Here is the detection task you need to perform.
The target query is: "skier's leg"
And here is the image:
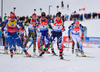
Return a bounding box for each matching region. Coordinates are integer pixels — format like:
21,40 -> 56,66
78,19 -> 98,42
32,33 -> 37,53
76,36 -> 82,50
77,36 -> 86,56
72,35 -> 77,50
24,31 -> 31,47
57,34 -> 63,59
8,36 -> 13,57
72,35 -> 78,54
45,33 -> 50,53
40,33 -> 45,50
4,37 -> 9,53
72,41 -> 75,53
39,33 -> 55,56
11,33 -> 31,57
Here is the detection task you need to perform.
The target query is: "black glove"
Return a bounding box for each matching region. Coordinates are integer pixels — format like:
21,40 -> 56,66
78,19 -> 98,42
35,34 -> 37,37
81,37 -> 84,41
22,27 -> 24,30
64,28 -> 65,31
2,33 -> 4,37
17,32 -> 19,35
68,36 -> 71,40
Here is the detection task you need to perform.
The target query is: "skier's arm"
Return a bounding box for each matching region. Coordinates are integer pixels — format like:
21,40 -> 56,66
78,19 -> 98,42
68,26 -> 73,36
17,21 -> 24,27
0,21 -> 5,27
80,26 -> 84,37
62,21 -> 65,31
48,19 -> 52,29
17,27 -> 20,35
1,20 -> 8,31
35,20 -> 39,26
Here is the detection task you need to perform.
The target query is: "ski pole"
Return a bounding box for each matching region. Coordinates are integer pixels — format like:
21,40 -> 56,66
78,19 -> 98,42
67,39 -> 70,51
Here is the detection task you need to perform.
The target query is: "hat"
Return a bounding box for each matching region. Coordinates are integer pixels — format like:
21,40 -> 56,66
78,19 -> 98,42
56,12 -> 61,17
32,13 -> 36,17
10,13 -> 15,18
75,21 -> 79,24
41,12 -> 46,17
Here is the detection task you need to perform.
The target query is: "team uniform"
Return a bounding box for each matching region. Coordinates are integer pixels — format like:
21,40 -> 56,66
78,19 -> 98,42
68,22 -> 80,53
38,18 -> 51,52
1,13 -> 31,57
68,21 -> 86,56
39,12 -> 64,59
19,27 -> 26,45
24,14 -> 38,56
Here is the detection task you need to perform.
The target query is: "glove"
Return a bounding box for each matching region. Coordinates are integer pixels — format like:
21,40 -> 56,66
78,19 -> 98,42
81,37 -> 84,41
35,34 -> 37,37
68,36 -> 71,40
17,32 -> 19,35
2,33 -> 4,37
64,28 -> 65,31
21,27 -> 24,30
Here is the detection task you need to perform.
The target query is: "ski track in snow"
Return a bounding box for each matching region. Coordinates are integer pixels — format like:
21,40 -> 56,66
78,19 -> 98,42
0,45 -> 100,72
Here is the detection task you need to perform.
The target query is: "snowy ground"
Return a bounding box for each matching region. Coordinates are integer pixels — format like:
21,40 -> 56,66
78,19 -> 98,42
0,43 -> 100,72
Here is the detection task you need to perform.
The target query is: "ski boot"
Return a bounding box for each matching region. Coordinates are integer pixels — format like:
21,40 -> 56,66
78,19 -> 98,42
51,49 -> 57,56
75,49 -> 78,56
24,51 -> 31,57
4,47 -> 8,54
38,47 -> 42,53
59,55 -> 64,60
81,50 -> 86,57
14,49 -> 19,54
46,49 -> 50,54
33,49 -> 37,56
78,48 -> 81,53
33,52 -> 37,56
10,50 -> 13,58
59,51 -> 64,59
72,49 -> 74,54
39,49 -> 46,57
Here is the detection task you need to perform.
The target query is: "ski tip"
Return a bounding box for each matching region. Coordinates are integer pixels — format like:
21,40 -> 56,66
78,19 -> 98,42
61,59 -> 70,61
11,55 -> 13,58
28,55 -> 32,57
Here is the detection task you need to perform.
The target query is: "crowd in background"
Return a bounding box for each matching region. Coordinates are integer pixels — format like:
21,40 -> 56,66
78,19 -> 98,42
2,12 -> 100,25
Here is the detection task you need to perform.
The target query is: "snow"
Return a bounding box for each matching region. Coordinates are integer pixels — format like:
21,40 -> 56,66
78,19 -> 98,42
0,45 -> 100,72
0,0 -> 100,72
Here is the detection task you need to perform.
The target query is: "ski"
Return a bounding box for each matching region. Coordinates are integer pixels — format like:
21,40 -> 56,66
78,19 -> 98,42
0,52 -> 23,55
60,59 -> 70,61
76,54 -> 94,58
12,52 -> 24,55
63,54 -> 71,56
0,52 -> 9,55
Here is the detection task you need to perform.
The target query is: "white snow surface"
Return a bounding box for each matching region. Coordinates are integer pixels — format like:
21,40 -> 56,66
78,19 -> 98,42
0,44 -> 100,72
0,0 -> 100,72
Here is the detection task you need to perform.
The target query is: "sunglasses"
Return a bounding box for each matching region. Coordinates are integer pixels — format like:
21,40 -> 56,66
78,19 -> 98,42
10,17 -> 15,19
56,17 -> 61,19
32,17 -> 36,18
41,16 -> 46,18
